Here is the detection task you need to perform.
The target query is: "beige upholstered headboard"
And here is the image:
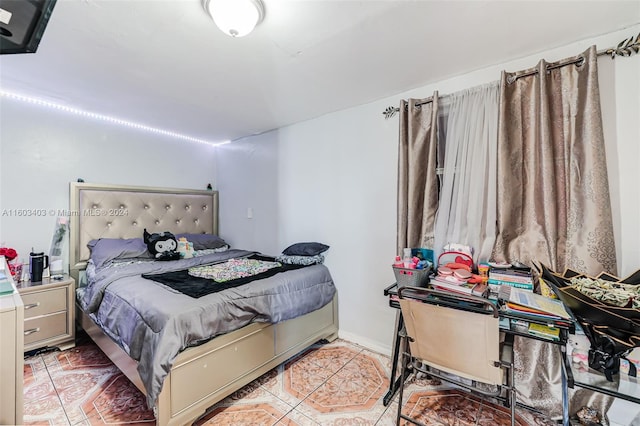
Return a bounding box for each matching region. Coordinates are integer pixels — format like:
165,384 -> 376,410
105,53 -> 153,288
69,182 -> 218,282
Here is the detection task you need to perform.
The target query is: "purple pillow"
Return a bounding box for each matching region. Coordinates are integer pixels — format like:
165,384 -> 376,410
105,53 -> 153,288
87,238 -> 150,268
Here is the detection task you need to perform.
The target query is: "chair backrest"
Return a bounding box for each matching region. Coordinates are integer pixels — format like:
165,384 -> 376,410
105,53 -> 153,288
399,296 -> 503,385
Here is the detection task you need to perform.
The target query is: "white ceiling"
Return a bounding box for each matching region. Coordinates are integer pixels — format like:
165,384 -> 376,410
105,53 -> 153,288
1,0 -> 639,143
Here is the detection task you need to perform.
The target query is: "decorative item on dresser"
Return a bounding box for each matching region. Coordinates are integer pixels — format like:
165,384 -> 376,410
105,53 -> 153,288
69,182 -> 339,426
0,256 -> 24,426
16,275 -> 76,352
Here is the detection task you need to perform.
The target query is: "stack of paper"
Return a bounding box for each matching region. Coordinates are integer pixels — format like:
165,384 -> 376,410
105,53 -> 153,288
502,286 -> 571,320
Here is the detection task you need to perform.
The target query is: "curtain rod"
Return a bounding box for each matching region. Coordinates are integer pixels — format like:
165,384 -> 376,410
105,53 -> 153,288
382,32 -> 639,119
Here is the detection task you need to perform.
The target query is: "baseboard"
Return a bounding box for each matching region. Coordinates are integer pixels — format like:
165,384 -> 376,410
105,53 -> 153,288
338,330 -> 392,358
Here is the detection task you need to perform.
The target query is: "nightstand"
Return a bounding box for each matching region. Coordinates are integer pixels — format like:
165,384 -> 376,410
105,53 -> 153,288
17,276 -> 76,352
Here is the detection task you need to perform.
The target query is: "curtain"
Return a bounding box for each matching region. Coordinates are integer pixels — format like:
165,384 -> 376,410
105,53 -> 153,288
493,45 -> 617,276
433,83 -> 499,263
397,94 -> 440,255
494,46 -> 617,418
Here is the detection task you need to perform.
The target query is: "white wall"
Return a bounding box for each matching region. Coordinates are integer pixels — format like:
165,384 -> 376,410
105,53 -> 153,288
599,51 -> 640,279
215,133 -> 279,254
217,25 -> 640,355
0,100 -> 218,262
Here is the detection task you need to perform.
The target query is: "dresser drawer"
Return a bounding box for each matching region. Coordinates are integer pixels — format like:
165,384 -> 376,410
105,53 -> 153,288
21,288 -> 67,319
23,312 -> 67,345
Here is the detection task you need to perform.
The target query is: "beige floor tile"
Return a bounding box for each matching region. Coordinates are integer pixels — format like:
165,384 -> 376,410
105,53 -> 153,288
81,373 -> 155,425
48,343 -> 115,371
194,396 -> 295,426
24,355 -> 50,380
294,348 -> 392,425
300,341 -> 362,374
23,393 -> 71,426
259,340 -> 364,406
274,407 -> 320,426
24,357 -> 58,403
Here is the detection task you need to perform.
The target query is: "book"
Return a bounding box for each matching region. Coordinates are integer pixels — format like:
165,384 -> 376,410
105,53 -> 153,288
488,279 -> 534,290
499,317 -> 510,330
490,267 -> 531,275
489,268 -> 534,285
528,323 -> 560,341
471,283 -> 489,297
490,267 -> 532,277
0,279 -> 15,296
500,286 -> 571,320
489,273 -> 533,285
430,277 -> 488,297
505,303 -> 564,321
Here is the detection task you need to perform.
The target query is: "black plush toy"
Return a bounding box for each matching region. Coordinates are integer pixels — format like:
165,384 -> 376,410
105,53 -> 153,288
143,229 -> 181,261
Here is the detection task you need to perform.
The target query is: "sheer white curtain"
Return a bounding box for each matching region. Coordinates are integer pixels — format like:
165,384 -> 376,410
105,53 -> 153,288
433,82 -> 499,263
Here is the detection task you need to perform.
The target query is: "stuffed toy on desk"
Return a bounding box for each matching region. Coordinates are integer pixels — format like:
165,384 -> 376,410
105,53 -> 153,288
568,332 -> 590,371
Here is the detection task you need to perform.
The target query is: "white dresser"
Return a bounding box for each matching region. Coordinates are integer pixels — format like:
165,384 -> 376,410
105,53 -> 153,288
0,257 -> 24,426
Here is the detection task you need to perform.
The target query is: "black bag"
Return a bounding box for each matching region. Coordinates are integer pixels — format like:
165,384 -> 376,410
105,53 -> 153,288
583,322 -> 637,381
535,263 -> 640,381
536,263 -> 640,335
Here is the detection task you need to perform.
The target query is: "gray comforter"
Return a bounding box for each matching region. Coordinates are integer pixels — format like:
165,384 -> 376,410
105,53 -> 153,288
77,249 -> 336,408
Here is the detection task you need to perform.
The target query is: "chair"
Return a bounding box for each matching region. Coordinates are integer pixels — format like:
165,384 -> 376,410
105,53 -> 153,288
396,286 -> 515,426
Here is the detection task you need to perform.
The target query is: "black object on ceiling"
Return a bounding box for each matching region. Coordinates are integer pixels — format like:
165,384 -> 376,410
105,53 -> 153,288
0,0 -> 56,55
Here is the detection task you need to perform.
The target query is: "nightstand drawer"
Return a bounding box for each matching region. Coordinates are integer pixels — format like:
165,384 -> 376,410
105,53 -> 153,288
23,312 -> 67,345
21,288 -> 67,319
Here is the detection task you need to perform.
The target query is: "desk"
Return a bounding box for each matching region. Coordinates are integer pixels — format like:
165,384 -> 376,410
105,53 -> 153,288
383,283 -> 574,426
572,367 -> 640,404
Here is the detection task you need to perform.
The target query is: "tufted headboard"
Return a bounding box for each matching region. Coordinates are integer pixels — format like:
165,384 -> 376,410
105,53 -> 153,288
69,182 -> 218,282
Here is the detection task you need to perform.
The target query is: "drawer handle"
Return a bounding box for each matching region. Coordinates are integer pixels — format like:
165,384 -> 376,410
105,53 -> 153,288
24,328 -> 41,336
25,302 -> 41,310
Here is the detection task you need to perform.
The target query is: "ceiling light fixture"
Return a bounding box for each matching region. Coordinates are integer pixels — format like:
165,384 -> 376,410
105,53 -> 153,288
203,0 -> 265,38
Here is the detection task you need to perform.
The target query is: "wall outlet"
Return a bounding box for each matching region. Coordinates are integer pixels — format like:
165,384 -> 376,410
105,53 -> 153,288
247,207 -> 253,219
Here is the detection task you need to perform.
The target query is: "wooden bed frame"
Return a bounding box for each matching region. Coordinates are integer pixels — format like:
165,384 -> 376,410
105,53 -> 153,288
69,182 -> 339,426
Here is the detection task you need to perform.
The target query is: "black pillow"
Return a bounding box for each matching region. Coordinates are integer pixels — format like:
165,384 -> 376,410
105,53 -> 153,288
282,242 -> 329,256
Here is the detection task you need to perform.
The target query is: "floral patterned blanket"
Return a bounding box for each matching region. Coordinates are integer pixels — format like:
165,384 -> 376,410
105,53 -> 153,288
189,258 -> 282,281
142,255 -> 306,298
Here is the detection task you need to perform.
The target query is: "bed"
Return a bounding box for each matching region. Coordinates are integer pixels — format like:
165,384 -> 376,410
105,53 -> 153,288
69,182 -> 339,426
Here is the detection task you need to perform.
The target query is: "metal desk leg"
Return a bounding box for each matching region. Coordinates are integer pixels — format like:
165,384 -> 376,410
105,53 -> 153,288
383,310 -> 405,406
560,345 -> 570,426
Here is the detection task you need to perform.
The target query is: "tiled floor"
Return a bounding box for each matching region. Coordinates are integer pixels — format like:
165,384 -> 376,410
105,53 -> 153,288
23,336 -> 556,425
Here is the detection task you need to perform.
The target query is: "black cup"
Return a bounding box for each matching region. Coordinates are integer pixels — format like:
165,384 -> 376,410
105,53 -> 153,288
29,251 -> 49,282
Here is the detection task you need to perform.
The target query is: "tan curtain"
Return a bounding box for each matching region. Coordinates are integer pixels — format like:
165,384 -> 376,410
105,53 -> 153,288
396,94 -> 440,255
493,45 -> 617,276
494,46 -> 617,418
